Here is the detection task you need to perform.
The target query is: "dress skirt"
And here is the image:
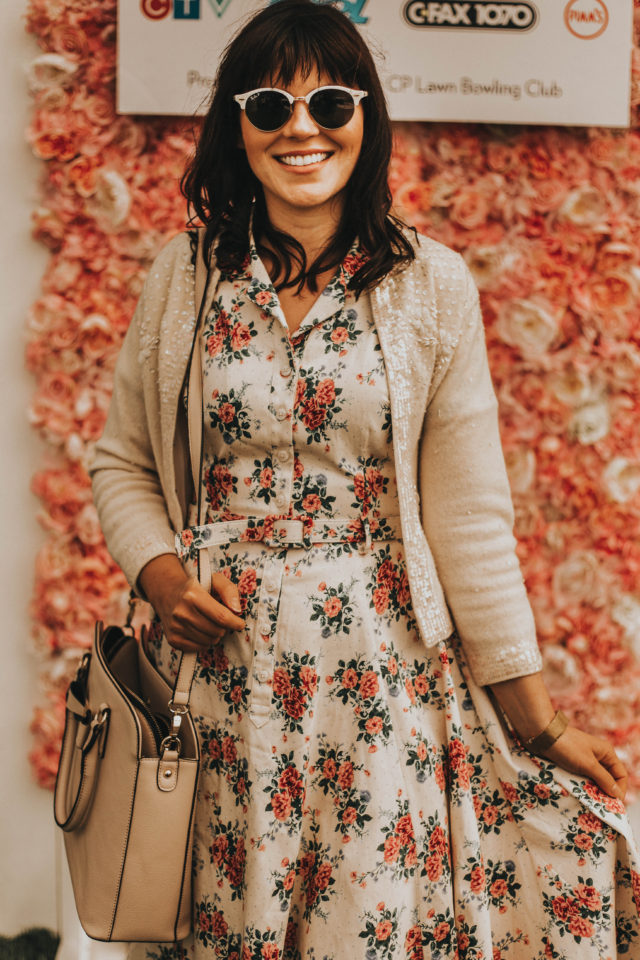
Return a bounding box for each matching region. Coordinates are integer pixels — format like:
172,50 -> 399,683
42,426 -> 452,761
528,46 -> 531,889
132,528 -> 640,960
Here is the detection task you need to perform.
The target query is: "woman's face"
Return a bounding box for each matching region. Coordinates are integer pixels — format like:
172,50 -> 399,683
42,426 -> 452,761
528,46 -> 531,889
238,68 -> 364,226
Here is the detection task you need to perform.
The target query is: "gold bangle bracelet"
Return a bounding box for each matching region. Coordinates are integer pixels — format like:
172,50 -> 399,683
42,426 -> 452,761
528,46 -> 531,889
522,710 -> 569,755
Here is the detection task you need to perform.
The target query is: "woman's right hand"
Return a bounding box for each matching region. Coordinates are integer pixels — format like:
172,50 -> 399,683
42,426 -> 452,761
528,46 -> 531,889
137,554 -> 245,653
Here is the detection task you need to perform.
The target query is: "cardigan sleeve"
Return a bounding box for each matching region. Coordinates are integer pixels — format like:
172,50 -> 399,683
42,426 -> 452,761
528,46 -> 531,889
88,284 -> 180,599
418,265 -> 542,685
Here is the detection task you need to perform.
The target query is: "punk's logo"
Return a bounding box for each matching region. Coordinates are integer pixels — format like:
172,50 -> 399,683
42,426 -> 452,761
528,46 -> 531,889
404,1 -> 538,30
269,0 -> 370,25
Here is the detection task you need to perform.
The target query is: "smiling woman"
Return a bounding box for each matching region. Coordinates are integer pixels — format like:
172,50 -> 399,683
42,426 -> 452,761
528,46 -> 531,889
87,0 -> 640,957
180,0 -> 415,300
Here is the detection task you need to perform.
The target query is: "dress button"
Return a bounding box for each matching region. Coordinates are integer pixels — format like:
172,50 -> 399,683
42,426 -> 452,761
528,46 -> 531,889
275,405 -> 288,421
275,448 -> 290,463
275,492 -> 287,509
257,669 -> 271,683
280,367 -> 293,379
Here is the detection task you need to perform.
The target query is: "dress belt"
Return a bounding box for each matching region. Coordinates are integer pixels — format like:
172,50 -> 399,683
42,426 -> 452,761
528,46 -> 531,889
175,513 -> 403,558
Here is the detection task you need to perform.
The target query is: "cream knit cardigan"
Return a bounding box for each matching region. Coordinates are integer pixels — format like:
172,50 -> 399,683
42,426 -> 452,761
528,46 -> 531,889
89,230 -> 542,685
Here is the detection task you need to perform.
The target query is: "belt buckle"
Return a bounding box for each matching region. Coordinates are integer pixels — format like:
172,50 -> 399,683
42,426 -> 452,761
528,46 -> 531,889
264,518 -> 312,549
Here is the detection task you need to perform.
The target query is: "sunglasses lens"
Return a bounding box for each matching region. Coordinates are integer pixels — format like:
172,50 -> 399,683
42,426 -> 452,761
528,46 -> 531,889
309,89 -> 356,129
245,90 -> 291,131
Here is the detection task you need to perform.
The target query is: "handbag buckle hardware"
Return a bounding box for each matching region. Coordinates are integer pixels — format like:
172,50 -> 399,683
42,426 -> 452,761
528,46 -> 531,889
81,705 -> 110,758
160,734 -> 182,757
160,700 -> 189,757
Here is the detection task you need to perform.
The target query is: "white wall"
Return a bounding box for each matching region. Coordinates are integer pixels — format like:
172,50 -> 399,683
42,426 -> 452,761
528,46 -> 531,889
0,0 -> 57,938
1,0 -> 638,951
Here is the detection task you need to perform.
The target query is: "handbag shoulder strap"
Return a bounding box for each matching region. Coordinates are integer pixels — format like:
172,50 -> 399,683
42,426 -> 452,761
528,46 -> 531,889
173,226 -> 211,707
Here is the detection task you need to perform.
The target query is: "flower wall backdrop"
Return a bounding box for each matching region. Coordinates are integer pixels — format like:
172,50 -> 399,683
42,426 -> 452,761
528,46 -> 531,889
25,0 -> 640,790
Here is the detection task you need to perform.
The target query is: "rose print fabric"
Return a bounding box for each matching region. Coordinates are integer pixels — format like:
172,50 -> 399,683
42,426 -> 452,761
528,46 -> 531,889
130,237 -> 640,960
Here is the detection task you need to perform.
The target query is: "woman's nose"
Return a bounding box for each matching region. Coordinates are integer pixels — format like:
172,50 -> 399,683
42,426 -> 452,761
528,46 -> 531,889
282,99 -> 319,138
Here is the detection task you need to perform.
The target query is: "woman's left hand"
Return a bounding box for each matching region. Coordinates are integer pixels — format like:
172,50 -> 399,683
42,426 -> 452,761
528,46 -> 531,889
535,724 -> 628,802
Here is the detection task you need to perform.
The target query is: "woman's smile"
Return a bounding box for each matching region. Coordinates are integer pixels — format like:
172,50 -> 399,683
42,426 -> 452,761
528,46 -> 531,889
274,149 -> 335,168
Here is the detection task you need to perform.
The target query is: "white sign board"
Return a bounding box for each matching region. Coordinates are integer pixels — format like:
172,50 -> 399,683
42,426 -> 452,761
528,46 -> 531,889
117,0 -> 632,127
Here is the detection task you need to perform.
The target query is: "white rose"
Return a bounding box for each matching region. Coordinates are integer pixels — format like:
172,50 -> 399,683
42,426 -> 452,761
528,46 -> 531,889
495,298 -> 558,359
611,594 -> 640,657
464,246 -> 512,290
602,457 -> 640,503
26,53 -> 77,93
552,550 -> 603,606
504,447 -> 536,494
541,644 -> 582,699
549,365 -> 594,407
559,185 -> 607,228
87,170 -> 131,228
568,398 -> 610,445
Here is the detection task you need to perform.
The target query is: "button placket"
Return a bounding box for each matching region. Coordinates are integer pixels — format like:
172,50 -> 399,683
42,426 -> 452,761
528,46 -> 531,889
248,552 -> 285,728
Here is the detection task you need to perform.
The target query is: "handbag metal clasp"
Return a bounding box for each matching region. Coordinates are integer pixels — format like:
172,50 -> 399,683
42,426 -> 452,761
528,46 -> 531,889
81,705 -> 110,758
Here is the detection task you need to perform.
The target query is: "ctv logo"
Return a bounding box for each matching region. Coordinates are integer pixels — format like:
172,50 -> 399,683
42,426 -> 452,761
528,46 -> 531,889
140,0 -> 233,19
141,0 -> 370,23
404,1 -> 538,30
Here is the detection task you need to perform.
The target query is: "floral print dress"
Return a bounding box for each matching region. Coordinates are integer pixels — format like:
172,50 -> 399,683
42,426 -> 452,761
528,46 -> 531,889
132,236 -> 640,960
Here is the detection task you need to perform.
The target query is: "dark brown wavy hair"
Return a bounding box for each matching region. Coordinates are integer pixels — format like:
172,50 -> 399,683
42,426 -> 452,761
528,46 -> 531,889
180,0 -> 416,297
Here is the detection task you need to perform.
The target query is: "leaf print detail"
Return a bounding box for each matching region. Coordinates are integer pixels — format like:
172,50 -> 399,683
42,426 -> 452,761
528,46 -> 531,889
271,652 -> 318,733
294,366 -> 346,443
541,867 -> 612,947
194,897 -> 238,952
145,947 -> 189,960
204,459 -> 237,514
272,816 -> 343,922
346,456 -> 389,516
258,750 -> 306,840
358,904 -> 400,959
208,385 -> 254,444
237,924 -> 281,960
379,639 -> 448,711
311,739 -> 372,838
420,812 -> 452,887
197,644 -> 250,721
551,807 -> 618,864
498,765 -> 566,823
321,308 -> 362,353
308,578 -> 359,636
368,545 -> 413,624
203,294 -> 258,367
208,816 -> 247,899
292,470 -> 337,516
197,720 -> 252,809
375,798 -> 419,881
328,655 -> 392,748
246,455 -> 278,505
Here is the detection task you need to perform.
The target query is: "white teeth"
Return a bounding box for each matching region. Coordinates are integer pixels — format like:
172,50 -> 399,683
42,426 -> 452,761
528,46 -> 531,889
278,152 -> 330,166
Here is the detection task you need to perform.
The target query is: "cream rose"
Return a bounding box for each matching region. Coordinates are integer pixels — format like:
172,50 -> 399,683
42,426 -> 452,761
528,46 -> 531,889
552,550 -> 603,606
568,398 -> 610,445
541,644 -> 582,699
559,185 -> 607,228
87,170 -> 131,228
26,53 -> 78,93
495,298 -> 559,359
464,246 -> 511,290
602,457 -> 640,503
549,365 -> 594,407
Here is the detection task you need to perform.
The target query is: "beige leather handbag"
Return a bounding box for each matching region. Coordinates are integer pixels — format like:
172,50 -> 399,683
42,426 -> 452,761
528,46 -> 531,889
54,229 -> 213,942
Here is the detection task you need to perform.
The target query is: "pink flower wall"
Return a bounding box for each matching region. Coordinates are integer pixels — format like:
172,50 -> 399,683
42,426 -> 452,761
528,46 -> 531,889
25,0 -> 640,790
